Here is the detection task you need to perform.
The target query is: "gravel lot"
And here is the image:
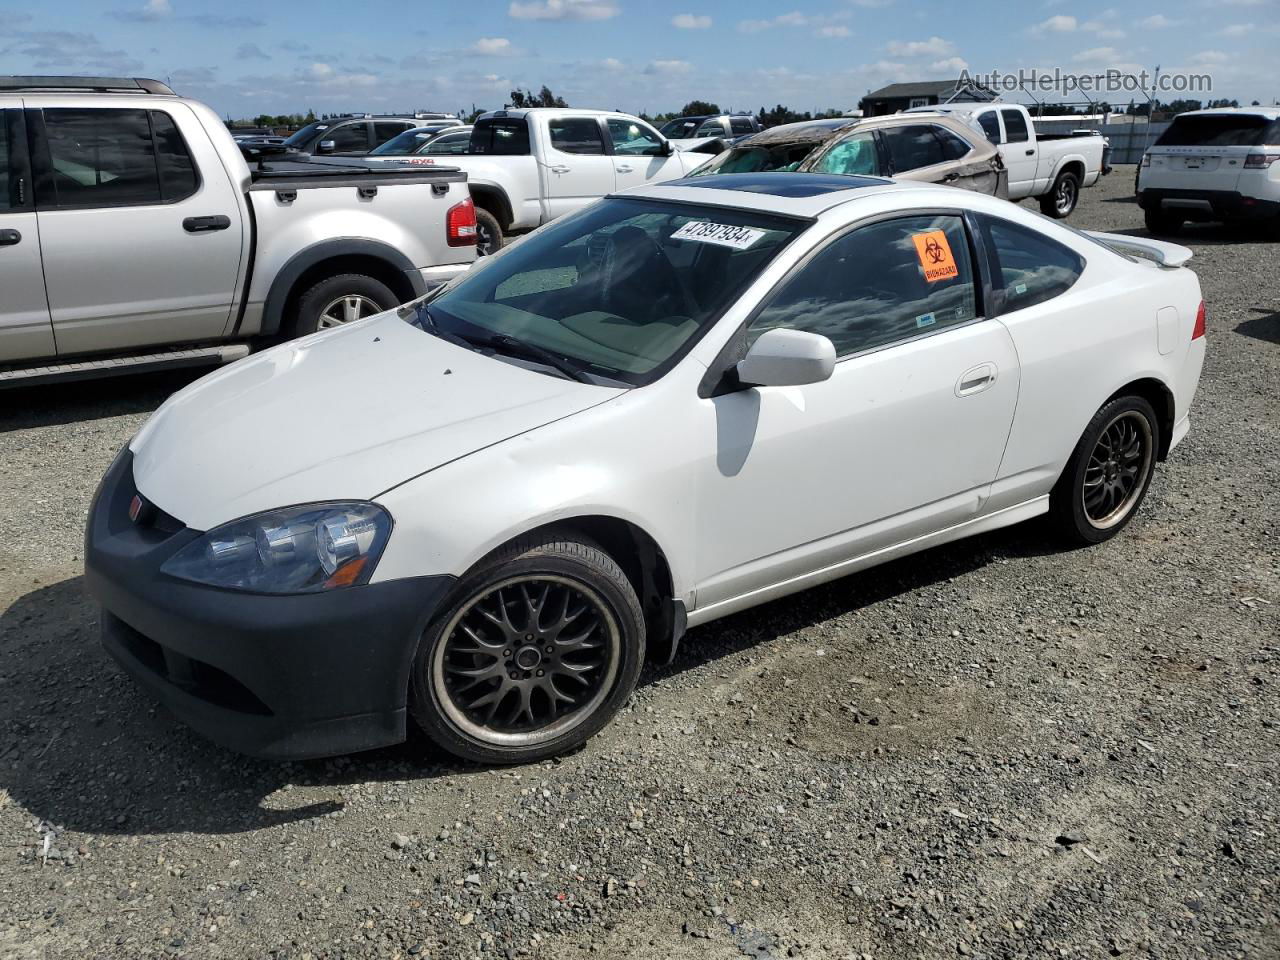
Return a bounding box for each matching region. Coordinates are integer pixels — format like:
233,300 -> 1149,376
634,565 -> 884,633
1,168 -> 1277,960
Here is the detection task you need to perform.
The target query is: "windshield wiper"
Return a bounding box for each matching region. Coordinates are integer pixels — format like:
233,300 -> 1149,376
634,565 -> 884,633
470,333 -> 593,384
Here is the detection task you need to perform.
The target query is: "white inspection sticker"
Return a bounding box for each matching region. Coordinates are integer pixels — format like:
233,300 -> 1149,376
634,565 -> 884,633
671,221 -> 767,250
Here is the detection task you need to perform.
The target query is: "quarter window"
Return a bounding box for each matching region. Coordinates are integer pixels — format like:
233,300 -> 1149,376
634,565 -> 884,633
422,131 -> 471,155
976,111 -> 1001,144
470,118 -> 531,155
980,215 -> 1084,312
934,126 -> 972,161
1001,109 -> 1029,143
748,215 -> 979,357
607,118 -> 665,156
374,121 -> 410,145
548,117 -> 606,155
42,108 -> 199,208
0,112 -> 12,211
883,125 -> 948,172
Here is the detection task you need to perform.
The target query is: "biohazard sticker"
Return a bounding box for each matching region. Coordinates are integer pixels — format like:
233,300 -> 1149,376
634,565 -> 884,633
911,230 -> 959,283
671,221 -> 767,250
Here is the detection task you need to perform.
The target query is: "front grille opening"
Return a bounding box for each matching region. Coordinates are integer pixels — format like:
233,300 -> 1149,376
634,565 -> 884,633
111,615 -> 272,716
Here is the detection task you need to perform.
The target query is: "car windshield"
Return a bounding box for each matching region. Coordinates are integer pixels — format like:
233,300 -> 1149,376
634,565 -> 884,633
690,142 -> 818,176
660,117 -> 704,138
371,129 -> 431,155
416,198 -> 805,386
283,121 -> 329,148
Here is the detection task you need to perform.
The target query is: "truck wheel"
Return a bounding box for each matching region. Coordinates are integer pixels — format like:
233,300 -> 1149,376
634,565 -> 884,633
475,208 -> 503,257
1144,208 -> 1184,237
291,273 -> 398,338
1040,170 -> 1080,219
410,532 -> 645,764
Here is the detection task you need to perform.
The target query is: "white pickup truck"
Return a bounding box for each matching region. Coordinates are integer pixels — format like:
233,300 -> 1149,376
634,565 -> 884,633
0,76 -> 476,387
907,101 -> 1106,218
420,108 -> 716,253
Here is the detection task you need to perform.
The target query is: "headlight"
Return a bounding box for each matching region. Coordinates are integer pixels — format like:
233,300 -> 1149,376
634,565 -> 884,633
161,502 -> 391,594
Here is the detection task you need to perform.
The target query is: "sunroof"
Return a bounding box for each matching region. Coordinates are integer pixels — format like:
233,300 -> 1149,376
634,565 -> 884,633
669,172 -> 890,198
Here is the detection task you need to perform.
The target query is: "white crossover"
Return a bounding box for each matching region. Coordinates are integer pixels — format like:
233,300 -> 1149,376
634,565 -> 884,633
85,172 -> 1207,765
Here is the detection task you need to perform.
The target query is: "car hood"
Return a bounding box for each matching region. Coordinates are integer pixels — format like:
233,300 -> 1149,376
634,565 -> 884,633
130,312 -> 622,531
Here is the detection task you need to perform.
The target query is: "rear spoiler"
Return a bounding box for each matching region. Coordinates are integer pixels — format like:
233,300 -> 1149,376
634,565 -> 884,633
1085,231 -> 1194,268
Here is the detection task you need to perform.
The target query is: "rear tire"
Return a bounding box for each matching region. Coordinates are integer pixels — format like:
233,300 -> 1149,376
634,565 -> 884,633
474,207 -> 504,257
1040,170 -> 1080,219
1049,395 -> 1159,545
290,273 -> 397,338
1144,208 -> 1184,237
410,533 -> 645,765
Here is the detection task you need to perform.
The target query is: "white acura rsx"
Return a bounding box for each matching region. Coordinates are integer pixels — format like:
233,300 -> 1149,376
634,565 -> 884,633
86,173 -> 1207,764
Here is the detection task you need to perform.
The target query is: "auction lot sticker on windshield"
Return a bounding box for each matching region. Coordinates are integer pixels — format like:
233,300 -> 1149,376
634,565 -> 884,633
911,230 -> 959,283
671,221 -> 767,250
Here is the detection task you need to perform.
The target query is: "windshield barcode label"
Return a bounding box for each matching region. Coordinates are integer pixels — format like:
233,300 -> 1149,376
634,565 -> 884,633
671,221 -> 767,250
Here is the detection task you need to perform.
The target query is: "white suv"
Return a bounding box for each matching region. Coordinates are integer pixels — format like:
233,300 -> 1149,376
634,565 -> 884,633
1138,107 -> 1280,237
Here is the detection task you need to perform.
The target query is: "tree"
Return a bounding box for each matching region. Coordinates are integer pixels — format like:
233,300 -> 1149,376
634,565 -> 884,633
678,100 -> 720,117
509,85 -> 568,108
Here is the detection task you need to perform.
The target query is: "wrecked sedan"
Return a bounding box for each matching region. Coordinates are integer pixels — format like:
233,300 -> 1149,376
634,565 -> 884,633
86,173 -> 1204,765
693,113 -> 1007,196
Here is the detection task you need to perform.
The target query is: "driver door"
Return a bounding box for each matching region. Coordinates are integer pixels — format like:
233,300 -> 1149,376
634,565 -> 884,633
606,117 -> 685,190
692,213 -> 1020,611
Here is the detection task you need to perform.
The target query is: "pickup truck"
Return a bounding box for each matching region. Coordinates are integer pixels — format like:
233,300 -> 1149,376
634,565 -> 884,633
906,101 -> 1106,218
0,77 -> 476,387
424,108 -> 716,254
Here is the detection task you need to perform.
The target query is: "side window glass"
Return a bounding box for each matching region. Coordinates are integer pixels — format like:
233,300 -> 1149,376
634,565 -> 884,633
934,126 -> 971,161
327,122 -> 370,152
424,132 -> 470,155
977,111 -> 1001,144
0,112 -> 11,211
374,122 -> 409,144
811,133 -> 881,176
548,117 -> 606,155
43,108 -> 162,208
607,118 -> 665,156
730,118 -> 754,135
749,215 -> 978,357
473,120 -> 531,156
150,111 -> 198,202
982,215 -> 1084,312
1001,109 -> 1029,143
884,125 -> 946,172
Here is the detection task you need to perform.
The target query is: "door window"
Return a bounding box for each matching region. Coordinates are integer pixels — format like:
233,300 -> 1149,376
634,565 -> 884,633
548,117 -> 606,155
809,132 -> 882,176
934,126 -> 972,161
748,215 -> 979,357
607,118 -> 665,156
374,121 -> 411,145
42,108 -> 200,208
980,216 -> 1084,312
470,118 -> 531,155
326,122 -> 370,152
422,131 -> 472,154
1001,109 -> 1029,143
730,117 -> 756,135
883,124 -> 948,172
976,111 -> 1001,144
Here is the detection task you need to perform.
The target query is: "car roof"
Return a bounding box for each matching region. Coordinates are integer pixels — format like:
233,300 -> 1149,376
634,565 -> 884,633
1173,107 -> 1280,120
617,172 -> 908,217
739,117 -> 860,147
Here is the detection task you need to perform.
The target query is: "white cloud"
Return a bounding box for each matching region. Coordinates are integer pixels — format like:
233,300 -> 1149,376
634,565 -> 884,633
599,57 -> 624,70
1140,14 -> 1175,27
1192,49 -> 1229,63
886,36 -> 955,57
817,25 -> 851,37
646,58 -> 692,74
308,62 -> 334,78
1081,20 -> 1125,39
145,0 -> 172,15
508,0 -> 619,21
1033,14 -> 1078,33
1218,22 -> 1254,35
671,13 -> 712,28
471,36 -> 516,55
931,56 -> 969,72
1072,46 -> 1121,64
737,10 -> 851,34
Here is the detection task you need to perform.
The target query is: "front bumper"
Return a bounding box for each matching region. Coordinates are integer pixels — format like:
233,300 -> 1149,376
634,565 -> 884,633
84,449 -> 455,760
1138,187 -> 1280,222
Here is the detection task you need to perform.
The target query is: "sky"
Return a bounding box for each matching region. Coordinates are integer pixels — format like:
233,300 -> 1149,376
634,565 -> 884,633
3,0 -> 1277,120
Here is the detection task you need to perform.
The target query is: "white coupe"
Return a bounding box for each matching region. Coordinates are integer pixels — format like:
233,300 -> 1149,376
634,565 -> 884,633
86,172 -> 1207,764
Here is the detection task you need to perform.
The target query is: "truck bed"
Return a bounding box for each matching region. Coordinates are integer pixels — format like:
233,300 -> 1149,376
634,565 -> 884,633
247,157 -> 466,189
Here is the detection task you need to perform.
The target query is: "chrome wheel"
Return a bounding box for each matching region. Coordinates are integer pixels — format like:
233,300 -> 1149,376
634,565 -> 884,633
1082,411 -> 1153,529
475,220 -> 496,257
318,294 -> 382,328
1055,176 -> 1077,215
431,575 -> 621,747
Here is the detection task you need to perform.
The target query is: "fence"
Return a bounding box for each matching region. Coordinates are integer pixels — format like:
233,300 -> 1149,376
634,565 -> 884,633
1032,117 -> 1171,164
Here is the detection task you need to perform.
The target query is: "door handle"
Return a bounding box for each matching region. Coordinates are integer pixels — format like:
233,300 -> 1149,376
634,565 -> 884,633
183,215 -> 231,233
1025,149 -> 1035,156
0,228 -> 20,247
943,172 -> 960,182
549,164 -> 571,174
956,363 -> 997,397
616,165 -> 633,173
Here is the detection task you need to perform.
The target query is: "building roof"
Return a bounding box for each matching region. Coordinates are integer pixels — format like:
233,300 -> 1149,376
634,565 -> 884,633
862,80 -> 996,102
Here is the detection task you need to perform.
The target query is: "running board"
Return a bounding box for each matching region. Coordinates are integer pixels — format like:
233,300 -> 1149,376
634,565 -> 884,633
0,344 -> 251,389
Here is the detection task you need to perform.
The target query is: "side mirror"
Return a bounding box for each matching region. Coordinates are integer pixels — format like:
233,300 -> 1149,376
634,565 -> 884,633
316,139 -> 336,154
735,329 -> 836,388
659,140 -> 674,157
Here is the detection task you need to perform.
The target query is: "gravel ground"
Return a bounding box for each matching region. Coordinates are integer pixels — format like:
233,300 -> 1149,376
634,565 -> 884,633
1,168 -> 1277,960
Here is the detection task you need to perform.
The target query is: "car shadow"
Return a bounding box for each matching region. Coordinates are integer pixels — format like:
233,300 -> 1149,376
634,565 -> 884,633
0,520 -> 1065,839
0,368 -> 205,433
1235,308 -> 1280,345
1107,223 -> 1274,246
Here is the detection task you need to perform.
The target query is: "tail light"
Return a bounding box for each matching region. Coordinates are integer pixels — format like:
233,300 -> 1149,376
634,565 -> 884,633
446,196 -> 477,247
1192,300 -> 1206,340
1243,152 -> 1280,169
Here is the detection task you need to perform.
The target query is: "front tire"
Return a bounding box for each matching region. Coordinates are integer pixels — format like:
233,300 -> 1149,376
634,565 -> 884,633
410,534 -> 645,764
1040,170 -> 1080,219
291,273 -> 397,338
1049,395 -> 1159,545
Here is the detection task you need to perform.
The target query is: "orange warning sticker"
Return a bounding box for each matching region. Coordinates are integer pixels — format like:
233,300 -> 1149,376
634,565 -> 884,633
911,230 -> 959,283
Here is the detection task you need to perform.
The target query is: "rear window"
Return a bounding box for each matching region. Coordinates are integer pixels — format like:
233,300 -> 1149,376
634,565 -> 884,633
470,118 -> 531,155
1156,114 -> 1280,147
